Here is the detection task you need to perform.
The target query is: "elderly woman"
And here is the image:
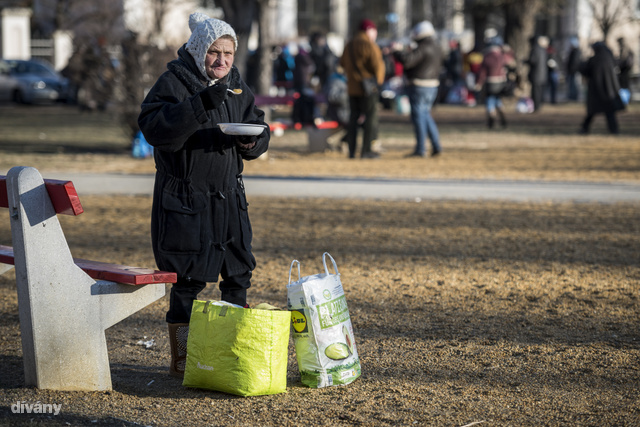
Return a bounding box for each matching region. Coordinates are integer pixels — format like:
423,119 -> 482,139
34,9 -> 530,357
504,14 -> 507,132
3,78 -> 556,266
138,12 -> 270,377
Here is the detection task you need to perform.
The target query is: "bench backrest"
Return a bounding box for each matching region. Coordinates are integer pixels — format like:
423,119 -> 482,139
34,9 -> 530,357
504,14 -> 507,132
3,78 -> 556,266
1,169 -> 176,285
0,175 -> 83,216
0,175 -> 84,215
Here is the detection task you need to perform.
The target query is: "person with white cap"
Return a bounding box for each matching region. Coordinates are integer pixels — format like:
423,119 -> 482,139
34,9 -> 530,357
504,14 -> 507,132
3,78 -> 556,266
138,12 -> 270,378
393,20 -> 443,157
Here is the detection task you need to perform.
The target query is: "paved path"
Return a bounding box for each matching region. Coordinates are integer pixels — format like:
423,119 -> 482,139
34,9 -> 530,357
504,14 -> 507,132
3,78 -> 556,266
38,172 -> 640,204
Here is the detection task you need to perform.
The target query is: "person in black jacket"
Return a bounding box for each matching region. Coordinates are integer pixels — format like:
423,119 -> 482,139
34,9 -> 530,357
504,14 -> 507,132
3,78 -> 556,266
565,36 -> 581,101
309,31 -> 337,90
527,35 -> 548,112
138,12 -> 270,378
579,42 -> 624,134
393,20 -> 442,157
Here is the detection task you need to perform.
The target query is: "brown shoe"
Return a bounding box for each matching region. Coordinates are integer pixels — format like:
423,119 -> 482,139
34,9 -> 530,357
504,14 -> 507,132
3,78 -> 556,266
168,323 -> 189,378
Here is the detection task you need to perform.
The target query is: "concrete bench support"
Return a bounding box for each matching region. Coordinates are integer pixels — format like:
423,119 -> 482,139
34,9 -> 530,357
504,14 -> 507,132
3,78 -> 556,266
306,125 -> 344,152
5,166 -> 166,391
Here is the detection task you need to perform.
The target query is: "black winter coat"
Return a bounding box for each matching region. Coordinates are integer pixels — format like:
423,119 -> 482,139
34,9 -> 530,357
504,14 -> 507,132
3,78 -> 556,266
580,43 -> 622,116
138,46 -> 270,282
527,42 -> 548,85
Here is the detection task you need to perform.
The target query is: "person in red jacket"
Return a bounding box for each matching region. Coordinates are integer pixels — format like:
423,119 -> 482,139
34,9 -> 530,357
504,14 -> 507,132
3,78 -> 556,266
476,36 -> 515,129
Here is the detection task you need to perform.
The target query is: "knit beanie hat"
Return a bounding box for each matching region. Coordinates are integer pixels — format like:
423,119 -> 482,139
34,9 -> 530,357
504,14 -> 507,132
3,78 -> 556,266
359,19 -> 377,31
186,12 -> 238,81
411,21 -> 435,41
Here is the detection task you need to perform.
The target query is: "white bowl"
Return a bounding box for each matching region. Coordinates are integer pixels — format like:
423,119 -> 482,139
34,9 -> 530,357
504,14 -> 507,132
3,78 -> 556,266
218,123 -> 267,136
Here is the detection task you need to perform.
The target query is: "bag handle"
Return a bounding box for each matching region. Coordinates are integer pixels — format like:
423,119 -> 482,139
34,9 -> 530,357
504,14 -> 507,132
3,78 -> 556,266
288,253 -> 338,283
322,252 -> 339,275
288,259 -> 301,284
202,301 -> 229,316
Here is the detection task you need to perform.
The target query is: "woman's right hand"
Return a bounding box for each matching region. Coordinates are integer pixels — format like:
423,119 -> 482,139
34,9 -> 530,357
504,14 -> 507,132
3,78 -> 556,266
199,84 -> 228,110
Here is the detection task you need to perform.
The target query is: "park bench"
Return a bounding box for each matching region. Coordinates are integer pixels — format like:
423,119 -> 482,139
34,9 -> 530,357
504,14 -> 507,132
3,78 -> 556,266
0,166 -> 176,391
256,93 -> 343,153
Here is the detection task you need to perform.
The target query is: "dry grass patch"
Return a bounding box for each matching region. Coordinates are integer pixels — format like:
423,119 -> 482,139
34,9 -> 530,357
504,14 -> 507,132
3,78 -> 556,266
1,195 -> 638,426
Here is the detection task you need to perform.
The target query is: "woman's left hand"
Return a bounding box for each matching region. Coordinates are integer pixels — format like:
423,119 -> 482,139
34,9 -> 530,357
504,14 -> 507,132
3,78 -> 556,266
236,135 -> 257,150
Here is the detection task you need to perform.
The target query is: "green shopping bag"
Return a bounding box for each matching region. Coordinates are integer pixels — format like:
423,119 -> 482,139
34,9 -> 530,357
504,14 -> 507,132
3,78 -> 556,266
183,301 -> 291,396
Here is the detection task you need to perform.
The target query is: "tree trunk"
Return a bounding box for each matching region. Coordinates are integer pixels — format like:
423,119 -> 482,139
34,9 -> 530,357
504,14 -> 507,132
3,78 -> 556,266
503,0 -> 543,93
217,0 -> 258,78
256,0 -> 274,100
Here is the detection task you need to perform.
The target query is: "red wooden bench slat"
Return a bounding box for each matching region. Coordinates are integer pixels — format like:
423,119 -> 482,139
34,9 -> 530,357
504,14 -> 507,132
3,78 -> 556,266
0,178 -> 6,211
43,178 -> 84,216
316,121 -> 340,129
74,258 -> 177,285
0,245 -> 176,285
0,175 -> 84,216
0,245 -> 13,265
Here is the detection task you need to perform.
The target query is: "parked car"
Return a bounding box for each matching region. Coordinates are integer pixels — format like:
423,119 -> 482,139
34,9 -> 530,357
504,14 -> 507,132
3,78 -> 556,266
0,59 -> 69,104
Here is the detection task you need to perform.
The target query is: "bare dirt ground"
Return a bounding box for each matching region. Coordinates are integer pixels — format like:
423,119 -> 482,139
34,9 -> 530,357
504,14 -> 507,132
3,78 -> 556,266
0,102 -> 639,426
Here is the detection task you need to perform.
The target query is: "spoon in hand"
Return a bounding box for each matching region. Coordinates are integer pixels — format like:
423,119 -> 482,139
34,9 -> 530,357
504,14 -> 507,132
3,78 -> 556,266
227,88 -> 243,95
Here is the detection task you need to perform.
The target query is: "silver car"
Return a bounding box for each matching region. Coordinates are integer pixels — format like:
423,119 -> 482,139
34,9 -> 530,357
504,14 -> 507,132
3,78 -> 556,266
0,59 -> 69,104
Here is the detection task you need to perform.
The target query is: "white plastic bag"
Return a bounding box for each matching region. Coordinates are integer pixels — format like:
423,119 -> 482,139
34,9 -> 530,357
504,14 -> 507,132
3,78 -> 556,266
287,252 -> 361,388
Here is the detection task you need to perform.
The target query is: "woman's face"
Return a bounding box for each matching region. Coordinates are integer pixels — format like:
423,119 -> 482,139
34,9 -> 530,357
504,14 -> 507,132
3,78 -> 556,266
205,37 -> 235,80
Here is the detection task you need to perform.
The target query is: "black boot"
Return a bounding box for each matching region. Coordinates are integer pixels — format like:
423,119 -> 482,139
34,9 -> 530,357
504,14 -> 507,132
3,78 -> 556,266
487,116 -> 494,129
498,109 -> 507,128
168,323 -> 189,378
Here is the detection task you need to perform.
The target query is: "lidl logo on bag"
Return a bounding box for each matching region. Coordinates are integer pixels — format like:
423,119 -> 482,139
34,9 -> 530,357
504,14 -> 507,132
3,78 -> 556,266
323,289 -> 332,300
197,362 -> 214,371
291,310 -> 308,333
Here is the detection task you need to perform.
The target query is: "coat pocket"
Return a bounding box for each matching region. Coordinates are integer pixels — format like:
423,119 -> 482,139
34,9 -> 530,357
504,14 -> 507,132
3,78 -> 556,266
159,190 -> 208,253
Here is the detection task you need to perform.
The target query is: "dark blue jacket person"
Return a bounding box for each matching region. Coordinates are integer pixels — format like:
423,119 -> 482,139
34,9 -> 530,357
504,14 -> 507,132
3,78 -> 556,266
138,12 -> 270,377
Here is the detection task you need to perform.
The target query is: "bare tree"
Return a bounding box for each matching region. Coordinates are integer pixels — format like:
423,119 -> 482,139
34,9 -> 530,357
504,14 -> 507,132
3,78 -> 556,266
0,0 -> 30,9
502,0 -> 544,89
586,0 -> 637,40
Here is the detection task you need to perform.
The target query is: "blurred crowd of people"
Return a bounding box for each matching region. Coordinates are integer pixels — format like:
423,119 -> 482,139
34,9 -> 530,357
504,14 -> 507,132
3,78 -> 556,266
58,19 -> 635,158
262,21 -> 635,157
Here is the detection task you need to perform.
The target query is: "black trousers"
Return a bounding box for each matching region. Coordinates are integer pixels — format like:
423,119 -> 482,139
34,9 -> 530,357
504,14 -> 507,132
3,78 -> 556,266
165,264 -> 251,323
581,110 -> 619,134
531,82 -> 544,112
346,93 -> 378,158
